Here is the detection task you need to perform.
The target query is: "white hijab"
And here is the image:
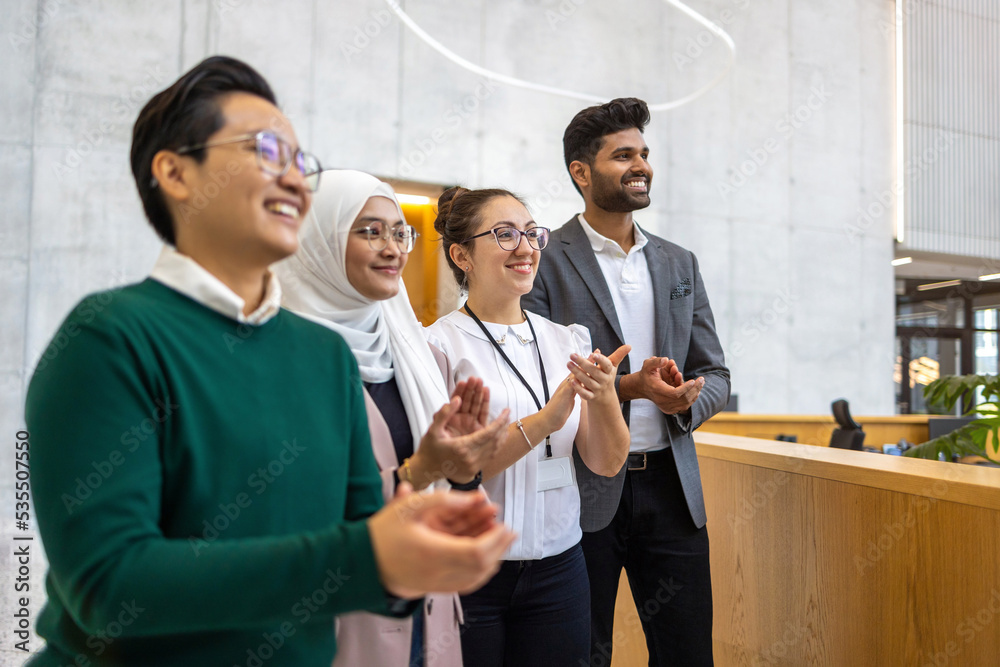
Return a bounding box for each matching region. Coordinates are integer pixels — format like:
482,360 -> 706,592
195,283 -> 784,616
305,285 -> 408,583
275,169 -> 449,448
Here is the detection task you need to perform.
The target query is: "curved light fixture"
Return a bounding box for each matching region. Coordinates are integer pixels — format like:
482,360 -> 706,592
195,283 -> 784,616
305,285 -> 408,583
384,0 -> 736,112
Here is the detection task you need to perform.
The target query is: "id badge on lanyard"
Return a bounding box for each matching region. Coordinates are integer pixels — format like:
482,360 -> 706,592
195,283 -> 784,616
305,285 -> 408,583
537,455 -> 573,491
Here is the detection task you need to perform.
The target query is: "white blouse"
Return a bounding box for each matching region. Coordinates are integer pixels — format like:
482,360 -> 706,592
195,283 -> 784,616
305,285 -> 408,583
426,310 -> 592,560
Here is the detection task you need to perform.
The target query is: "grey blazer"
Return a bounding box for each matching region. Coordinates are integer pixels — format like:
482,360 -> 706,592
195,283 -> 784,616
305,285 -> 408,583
522,217 -> 730,531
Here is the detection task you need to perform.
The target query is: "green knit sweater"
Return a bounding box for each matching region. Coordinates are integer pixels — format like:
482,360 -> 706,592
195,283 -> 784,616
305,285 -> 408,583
26,279 -> 389,666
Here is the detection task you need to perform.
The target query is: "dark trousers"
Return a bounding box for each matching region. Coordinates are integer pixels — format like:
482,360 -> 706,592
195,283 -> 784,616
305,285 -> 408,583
459,542 -> 590,667
582,449 -> 713,667
408,605 -> 424,667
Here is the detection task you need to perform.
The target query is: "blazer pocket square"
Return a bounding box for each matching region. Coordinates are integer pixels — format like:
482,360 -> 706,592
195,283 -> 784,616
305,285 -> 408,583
670,278 -> 692,300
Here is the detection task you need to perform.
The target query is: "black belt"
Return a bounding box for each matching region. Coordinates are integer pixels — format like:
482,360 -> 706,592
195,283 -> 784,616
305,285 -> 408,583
626,448 -> 671,471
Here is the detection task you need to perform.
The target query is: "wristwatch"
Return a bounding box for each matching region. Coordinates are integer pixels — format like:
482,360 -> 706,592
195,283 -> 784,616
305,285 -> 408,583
448,470 -> 483,492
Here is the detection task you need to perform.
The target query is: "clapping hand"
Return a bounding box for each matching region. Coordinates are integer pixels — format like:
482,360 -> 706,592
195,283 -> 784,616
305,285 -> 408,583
368,482 -> 516,598
636,357 -> 704,415
409,379 -> 510,487
567,345 -> 631,403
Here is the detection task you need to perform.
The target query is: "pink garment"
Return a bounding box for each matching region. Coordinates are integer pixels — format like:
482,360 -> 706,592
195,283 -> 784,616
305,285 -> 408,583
332,382 -> 464,667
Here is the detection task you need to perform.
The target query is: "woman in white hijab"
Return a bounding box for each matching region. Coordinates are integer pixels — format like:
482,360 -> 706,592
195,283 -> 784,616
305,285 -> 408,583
276,170 -> 507,667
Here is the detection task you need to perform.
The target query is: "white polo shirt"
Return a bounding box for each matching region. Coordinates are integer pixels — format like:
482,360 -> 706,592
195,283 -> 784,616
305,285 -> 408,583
577,214 -> 668,453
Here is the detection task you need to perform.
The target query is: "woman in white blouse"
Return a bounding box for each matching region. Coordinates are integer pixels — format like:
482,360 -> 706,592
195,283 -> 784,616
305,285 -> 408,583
425,186 -> 631,667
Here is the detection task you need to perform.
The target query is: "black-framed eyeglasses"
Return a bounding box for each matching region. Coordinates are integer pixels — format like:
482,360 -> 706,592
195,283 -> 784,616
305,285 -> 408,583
176,131 -> 323,192
464,226 -> 550,251
355,221 -> 420,254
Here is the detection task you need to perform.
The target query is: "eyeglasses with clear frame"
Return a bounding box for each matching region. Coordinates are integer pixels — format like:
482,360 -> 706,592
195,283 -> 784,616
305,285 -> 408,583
355,221 -> 420,254
176,131 -> 323,192
463,226 -> 550,251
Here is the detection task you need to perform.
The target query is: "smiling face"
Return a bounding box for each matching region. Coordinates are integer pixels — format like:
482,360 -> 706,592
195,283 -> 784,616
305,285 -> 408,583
586,127 -> 653,213
168,91 -> 312,268
345,196 -> 409,301
457,195 -> 539,302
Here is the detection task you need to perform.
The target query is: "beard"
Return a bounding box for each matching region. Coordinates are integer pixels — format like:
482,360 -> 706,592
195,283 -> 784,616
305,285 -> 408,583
589,168 -> 652,213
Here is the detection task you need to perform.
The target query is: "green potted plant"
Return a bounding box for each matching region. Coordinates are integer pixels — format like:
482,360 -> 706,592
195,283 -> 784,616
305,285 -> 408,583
904,374 -> 1000,462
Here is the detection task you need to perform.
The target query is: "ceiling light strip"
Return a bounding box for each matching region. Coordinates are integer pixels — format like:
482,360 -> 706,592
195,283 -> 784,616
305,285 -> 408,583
384,0 -> 736,112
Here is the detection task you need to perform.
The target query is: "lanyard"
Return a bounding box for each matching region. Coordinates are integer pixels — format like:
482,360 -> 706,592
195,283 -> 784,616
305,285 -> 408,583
464,304 -> 552,458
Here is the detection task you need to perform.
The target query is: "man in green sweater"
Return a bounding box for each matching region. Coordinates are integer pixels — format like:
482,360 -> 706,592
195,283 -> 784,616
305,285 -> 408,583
25,56 -> 514,667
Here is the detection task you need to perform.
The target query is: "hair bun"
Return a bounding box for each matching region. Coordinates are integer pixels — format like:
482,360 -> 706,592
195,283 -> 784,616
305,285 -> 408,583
434,186 -> 466,234
437,186 -> 467,211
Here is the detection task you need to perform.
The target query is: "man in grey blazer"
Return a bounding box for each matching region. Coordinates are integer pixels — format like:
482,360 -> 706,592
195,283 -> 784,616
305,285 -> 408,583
522,98 -> 730,666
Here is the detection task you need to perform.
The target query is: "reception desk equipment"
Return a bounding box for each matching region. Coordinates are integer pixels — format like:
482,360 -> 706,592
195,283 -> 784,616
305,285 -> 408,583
611,431 -> 1000,667
700,413 -> 932,448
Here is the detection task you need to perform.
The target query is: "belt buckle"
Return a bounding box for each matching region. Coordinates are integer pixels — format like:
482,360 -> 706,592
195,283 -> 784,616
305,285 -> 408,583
629,452 -> 647,471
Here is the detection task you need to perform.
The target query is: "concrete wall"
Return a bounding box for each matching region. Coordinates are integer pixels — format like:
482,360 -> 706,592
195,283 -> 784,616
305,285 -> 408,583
0,0 -> 897,658
2,0 -> 898,423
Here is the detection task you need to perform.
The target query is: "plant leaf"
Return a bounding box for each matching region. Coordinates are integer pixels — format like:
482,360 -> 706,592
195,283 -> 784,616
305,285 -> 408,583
904,422 -> 989,460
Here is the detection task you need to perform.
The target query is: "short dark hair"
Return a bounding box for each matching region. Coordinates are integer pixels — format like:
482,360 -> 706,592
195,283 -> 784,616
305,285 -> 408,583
434,186 -> 526,289
562,97 -> 651,194
130,56 -> 277,245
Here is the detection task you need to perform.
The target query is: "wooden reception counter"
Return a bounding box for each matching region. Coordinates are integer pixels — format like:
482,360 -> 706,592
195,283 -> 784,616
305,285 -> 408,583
610,432 -> 1000,667
700,412 -> 932,448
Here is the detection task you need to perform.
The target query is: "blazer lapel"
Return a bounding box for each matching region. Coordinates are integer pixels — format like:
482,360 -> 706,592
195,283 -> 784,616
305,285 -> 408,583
641,227 -> 675,356
561,218 -> 626,344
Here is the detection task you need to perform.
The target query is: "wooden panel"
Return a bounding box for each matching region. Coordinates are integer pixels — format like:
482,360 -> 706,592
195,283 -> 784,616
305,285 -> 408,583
610,569 -> 649,667
610,434 -> 1000,666
695,432 -> 1000,511
697,433 -> 1000,666
401,203 -> 440,325
700,413 -> 932,448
